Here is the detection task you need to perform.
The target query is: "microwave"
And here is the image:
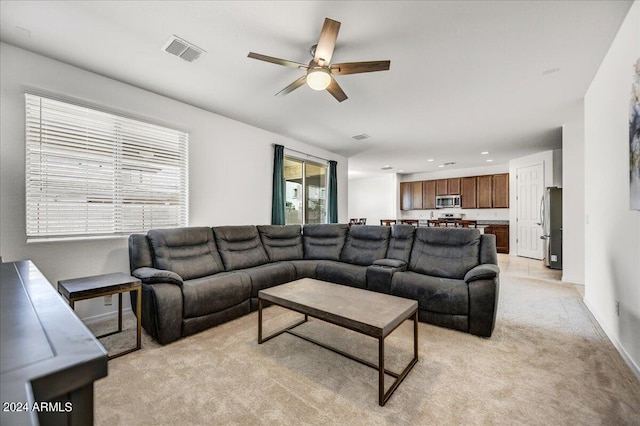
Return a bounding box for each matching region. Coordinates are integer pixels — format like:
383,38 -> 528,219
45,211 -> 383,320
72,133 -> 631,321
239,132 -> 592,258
435,195 -> 460,209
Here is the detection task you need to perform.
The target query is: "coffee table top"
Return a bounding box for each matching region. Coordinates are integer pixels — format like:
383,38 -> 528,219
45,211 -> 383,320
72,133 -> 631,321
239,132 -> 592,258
259,278 -> 417,338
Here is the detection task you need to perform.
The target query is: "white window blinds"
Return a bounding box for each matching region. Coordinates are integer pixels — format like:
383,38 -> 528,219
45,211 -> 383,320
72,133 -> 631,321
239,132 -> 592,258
25,94 -> 188,240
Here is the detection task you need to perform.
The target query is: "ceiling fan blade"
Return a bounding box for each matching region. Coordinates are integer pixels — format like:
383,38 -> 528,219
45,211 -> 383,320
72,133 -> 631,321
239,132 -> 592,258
248,52 -> 308,70
326,76 -> 348,102
314,18 -> 341,66
275,75 -> 307,97
330,61 -> 391,75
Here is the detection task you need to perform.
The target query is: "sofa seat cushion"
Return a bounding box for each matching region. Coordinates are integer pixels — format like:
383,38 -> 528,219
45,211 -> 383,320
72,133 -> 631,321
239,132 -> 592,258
257,225 -> 303,261
391,271 -> 469,315
182,272 -> 251,319
316,261 -> 368,289
289,260 -> 324,279
147,227 -> 225,280
213,226 -> 270,271
303,224 -> 349,260
339,225 -> 390,266
409,228 -> 481,279
242,262 -> 297,298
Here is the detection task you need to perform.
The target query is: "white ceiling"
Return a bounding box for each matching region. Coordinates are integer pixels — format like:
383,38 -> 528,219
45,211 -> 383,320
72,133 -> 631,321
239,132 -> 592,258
0,1 -> 632,178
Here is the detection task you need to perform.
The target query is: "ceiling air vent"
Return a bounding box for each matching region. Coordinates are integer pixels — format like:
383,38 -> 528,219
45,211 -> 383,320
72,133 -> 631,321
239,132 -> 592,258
162,35 -> 205,62
352,133 -> 370,141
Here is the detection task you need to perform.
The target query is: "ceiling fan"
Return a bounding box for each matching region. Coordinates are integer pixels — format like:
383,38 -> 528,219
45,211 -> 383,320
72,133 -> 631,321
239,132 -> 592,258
248,18 -> 390,102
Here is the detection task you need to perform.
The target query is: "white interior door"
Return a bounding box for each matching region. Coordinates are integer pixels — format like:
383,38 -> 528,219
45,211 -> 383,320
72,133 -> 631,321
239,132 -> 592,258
516,163 -> 544,259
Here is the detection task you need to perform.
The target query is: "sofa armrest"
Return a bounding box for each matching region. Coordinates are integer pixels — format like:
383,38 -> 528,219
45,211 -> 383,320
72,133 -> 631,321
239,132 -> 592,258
372,259 -> 407,269
132,267 -> 183,286
367,260 -> 407,294
464,264 -> 500,284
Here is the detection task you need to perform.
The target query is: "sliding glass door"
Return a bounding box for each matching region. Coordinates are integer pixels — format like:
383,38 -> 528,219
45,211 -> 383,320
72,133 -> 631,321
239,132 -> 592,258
284,156 -> 327,225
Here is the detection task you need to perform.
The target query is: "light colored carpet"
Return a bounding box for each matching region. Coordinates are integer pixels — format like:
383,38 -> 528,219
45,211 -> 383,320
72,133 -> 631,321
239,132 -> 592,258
93,256 -> 640,425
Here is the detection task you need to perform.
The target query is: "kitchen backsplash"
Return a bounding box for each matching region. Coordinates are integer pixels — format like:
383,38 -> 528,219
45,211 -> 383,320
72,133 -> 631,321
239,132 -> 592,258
401,207 -> 510,221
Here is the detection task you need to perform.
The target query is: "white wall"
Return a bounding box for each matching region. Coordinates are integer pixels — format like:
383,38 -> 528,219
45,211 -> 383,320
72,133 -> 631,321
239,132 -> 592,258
584,1 -> 640,376
0,43 -> 348,321
562,119 -> 585,284
348,174 -> 397,226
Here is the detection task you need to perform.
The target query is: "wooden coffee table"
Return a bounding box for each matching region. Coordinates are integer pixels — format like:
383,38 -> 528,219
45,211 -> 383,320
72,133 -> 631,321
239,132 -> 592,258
258,278 -> 418,406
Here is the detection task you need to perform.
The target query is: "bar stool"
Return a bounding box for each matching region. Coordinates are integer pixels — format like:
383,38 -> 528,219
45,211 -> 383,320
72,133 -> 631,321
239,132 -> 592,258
380,219 -> 397,226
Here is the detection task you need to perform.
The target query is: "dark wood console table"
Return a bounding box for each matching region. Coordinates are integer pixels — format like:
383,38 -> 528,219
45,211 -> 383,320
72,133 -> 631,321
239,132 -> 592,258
0,261 -> 108,426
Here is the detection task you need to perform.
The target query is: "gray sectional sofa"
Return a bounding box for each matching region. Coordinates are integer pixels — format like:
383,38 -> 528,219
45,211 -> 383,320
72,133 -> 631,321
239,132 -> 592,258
128,224 -> 500,344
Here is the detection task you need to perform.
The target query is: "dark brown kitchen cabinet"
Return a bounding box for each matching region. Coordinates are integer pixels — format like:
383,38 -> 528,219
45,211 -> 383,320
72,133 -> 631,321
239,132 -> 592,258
411,181 -> 423,210
423,180 -> 436,209
477,175 -> 493,208
484,224 -> 509,253
400,181 -> 423,210
461,177 -> 477,208
402,173 -> 509,209
400,182 -> 412,210
448,178 -> 461,195
492,173 -> 509,208
436,179 -> 448,196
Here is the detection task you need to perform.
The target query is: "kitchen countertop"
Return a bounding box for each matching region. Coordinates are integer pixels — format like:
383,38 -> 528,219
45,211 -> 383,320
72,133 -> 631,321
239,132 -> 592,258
416,219 -> 509,227
476,220 -> 509,226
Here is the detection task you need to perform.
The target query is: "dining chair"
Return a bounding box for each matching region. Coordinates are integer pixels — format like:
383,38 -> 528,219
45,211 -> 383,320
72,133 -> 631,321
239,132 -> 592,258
380,219 -> 397,226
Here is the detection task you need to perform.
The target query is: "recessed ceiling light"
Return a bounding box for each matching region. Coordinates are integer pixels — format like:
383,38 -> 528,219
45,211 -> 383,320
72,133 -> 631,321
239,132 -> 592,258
380,165 -> 393,170
486,159 -> 494,162
481,151 -> 489,155
542,67 -> 560,75
15,26 -> 31,39
352,133 -> 370,141
438,165 -> 444,168
427,159 -> 434,162
399,169 -> 404,173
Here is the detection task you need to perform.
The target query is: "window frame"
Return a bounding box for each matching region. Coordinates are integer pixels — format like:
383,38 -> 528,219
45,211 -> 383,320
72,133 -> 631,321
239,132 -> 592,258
24,93 -> 189,241
284,155 -> 328,225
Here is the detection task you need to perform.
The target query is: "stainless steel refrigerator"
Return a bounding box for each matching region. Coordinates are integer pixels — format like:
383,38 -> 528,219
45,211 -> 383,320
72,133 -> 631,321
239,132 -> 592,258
540,187 -> 562,269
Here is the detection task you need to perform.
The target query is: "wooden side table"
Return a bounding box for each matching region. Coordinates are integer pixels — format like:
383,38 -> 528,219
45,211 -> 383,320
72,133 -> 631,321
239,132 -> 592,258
58,272 -> 142,360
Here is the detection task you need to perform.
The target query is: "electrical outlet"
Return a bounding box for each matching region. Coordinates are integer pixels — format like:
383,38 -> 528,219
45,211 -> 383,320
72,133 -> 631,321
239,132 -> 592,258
616,301 -> 620,317
104,295 -> 113,306
551,255 -> 557,262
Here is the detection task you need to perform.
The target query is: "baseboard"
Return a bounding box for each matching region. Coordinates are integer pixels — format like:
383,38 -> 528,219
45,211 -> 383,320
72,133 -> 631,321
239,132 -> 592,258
83,307 -> 133,325
583,298 -> 640,380
561,274 -> 585,285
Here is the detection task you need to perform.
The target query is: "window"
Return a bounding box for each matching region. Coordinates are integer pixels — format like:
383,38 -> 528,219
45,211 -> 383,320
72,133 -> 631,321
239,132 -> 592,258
25,94 -> 188,240
284,156 -> 327,225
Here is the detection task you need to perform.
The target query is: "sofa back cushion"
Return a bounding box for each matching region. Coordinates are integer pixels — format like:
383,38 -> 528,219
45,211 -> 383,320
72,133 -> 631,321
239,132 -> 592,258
147,227 -> 225,280
257,225 -> 303,261
302,224 -> 349,260
386,224 -> 416,263
409,227 -> 481,279
340,225 -> 390,266
213,226 -> 270,271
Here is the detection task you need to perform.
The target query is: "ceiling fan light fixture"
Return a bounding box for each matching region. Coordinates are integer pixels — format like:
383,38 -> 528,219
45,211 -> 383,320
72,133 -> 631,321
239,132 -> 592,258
306,68 -> 331,91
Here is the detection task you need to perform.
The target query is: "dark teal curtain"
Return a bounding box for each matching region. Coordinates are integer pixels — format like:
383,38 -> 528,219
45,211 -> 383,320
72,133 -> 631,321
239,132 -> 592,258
271,144 -> 285,225
328,160 -> 338,223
